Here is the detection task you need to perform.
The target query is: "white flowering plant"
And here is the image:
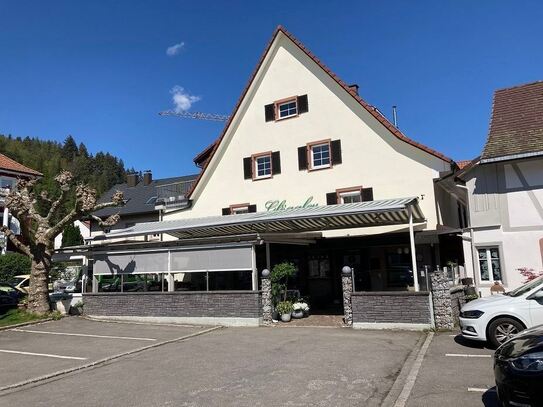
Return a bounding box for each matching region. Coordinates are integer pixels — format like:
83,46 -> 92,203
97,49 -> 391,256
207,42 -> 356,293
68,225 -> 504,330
292,302 -> 310,312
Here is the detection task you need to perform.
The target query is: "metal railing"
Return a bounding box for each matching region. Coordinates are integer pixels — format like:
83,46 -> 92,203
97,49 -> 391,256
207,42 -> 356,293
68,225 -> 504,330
155,179 -> 196,208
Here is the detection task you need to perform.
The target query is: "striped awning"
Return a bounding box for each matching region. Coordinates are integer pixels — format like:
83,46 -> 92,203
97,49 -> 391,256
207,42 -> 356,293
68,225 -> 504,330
98,197 -> 424,240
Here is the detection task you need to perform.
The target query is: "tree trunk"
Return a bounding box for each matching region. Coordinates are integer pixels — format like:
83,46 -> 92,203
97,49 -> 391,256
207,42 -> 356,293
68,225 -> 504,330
28,253 -> 51,314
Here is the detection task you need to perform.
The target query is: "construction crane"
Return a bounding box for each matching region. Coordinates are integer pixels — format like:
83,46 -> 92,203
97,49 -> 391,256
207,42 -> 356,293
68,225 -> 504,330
159,110 -> 230,122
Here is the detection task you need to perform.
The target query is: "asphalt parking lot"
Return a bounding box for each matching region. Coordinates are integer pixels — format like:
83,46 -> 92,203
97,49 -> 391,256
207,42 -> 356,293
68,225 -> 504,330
407,332 -> 499,407
0,317 -> 422,406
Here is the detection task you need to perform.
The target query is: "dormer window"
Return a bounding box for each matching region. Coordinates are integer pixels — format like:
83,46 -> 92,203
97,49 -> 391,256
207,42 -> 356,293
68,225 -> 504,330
277,98 -> 297,119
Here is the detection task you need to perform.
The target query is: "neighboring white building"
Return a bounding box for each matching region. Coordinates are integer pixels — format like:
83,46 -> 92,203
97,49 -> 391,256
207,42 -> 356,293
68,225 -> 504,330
456,81 -> 543,296
0,153 -> 42,254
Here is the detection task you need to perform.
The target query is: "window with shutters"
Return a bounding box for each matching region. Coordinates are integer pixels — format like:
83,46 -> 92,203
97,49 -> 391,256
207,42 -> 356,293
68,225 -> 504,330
253,152 -> 272,179
265,95 -> 308,122
230,204 -> 250,215
336,187 -> 362,204
308,140 -> 331,170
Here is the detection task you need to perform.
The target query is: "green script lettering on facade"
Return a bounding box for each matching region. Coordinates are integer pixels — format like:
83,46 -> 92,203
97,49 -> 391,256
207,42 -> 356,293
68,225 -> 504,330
265,196 -> 319,212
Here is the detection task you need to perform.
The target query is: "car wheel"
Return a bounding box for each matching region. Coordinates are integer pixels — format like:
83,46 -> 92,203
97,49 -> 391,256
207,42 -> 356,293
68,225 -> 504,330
488,318 -> 525,348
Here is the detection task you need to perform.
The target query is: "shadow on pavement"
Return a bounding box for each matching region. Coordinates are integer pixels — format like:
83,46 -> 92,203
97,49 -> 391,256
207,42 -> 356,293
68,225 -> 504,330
453,334 -> 495,350
482,387 -> 499,406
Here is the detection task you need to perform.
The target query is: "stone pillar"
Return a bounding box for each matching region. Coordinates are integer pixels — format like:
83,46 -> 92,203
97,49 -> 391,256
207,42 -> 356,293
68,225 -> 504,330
430,269 -> 454,330
341,266 -> 353,326
261,269 -> 272,325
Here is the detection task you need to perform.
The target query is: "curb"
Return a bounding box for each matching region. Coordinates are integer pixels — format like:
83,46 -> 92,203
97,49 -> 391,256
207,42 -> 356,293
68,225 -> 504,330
0,325 -> 222,394
382,331 -> 434,407
0,318 -> 54,332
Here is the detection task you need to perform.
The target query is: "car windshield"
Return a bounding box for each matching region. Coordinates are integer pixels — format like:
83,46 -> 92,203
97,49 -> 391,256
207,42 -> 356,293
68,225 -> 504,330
506,277 -> 543,297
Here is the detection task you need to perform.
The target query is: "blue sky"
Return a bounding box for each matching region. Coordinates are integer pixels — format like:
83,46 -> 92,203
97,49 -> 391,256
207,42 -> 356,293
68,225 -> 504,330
1,1 -> 542,177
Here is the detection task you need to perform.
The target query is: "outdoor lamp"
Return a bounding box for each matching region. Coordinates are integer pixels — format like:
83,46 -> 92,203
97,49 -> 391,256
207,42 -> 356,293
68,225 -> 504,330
342,266 -> 352,275
261,269 -> 270,278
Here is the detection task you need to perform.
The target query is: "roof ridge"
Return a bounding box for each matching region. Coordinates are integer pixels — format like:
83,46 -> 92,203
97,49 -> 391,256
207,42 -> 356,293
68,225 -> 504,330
494,80 -> 543,93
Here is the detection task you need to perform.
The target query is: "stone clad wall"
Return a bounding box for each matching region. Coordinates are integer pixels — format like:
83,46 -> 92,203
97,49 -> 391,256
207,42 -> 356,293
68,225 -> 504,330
351,292 -> 431,324
430,270 -> 454,330
83,291 -> 262,319
450,286 -> 466,326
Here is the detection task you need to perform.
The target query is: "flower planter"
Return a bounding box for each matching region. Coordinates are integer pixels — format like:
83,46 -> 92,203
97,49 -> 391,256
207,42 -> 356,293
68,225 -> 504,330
280,313 -> 292,322
292,310 -> 304,319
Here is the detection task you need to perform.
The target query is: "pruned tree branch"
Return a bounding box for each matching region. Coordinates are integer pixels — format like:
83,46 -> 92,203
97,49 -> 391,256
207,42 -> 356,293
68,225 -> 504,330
1,226 -> 32,257
90,213 -> 121,227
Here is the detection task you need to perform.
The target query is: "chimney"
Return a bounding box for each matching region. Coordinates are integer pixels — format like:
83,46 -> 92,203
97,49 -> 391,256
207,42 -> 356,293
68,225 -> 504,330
348,84 -> 359,95
127,173 -> 138,187
143,170 -> 152,186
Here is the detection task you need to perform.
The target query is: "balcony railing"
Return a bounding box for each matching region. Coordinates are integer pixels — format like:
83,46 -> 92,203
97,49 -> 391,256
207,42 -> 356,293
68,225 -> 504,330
155,179 -> 196,209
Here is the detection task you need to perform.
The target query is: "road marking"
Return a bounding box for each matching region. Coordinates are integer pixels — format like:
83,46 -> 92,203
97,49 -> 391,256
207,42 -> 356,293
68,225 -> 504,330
393,331 -> 434,407
12,328 -> 156,341
445,353 -> 492,358
468,387 -> 496,393
0,349 -> 87,361
0,325 -> 221,393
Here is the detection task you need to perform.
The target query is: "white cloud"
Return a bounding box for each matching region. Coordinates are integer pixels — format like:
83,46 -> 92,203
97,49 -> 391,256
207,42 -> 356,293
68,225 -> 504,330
166,41 -> 185,56
170,86 -> 201,112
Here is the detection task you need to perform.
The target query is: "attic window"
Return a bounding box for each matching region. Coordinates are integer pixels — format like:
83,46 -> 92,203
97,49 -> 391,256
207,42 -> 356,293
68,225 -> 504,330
146,196 -> 158,205
276,98 -> 297,119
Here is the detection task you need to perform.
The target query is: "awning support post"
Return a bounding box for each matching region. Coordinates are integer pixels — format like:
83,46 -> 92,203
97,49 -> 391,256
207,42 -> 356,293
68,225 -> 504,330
409,206 -> 420,292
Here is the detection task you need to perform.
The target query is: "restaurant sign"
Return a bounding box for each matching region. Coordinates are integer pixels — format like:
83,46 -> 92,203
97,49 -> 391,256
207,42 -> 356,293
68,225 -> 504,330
265,196 -> 319,212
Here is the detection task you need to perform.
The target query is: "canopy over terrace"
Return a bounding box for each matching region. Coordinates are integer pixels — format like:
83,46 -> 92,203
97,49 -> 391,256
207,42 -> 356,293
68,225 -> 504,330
88,197 -> 426,291
94,197 -> 425,240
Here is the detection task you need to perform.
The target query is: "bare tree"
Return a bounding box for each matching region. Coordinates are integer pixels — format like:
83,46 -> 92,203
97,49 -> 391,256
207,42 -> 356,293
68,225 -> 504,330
1,170 -> 123,314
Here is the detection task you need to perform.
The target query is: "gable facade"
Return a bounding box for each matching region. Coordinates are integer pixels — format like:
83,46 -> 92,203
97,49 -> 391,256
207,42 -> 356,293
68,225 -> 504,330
164,29 -> 453,238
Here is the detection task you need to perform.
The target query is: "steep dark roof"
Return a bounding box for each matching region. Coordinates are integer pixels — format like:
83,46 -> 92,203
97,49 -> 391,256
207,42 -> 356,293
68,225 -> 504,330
187,26 -> 451,199
481,81 -> 543,162
0,153 -> 42,177
94,174 -> 198,218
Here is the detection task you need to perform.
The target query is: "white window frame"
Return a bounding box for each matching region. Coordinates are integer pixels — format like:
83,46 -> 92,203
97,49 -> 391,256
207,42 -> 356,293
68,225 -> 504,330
276,98 -> 298,120
231,205 -> 249,215
339,190 -> 362,204
309,142 -> 331,170
477,246 -> 503,283
253,153 -> 272,180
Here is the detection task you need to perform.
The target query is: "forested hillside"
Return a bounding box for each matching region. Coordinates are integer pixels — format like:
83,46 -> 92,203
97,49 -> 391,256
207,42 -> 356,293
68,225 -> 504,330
0,134 -> 128,197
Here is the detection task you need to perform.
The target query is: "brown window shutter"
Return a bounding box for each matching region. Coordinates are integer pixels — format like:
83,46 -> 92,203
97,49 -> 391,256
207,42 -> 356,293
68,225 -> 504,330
248,204 -> 257,213
271,151 -> 281,175
298,146 -> 308,170
362,188 -> 374,201
243,157 -> 253,179
326,192 -> 337,205
222,207 -> 231,216
297,94 -> 309,114
331,140 -> 342,165
265,104 -> 275,122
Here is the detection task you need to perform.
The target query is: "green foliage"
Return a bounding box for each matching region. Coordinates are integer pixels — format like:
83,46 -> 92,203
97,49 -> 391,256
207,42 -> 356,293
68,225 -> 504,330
61,224 -> 84,247
275,301 -> 293,315
0,308 -> 46,327
270,262 -> 297,304
0,252 -> 31,281
0,134 -> 127,205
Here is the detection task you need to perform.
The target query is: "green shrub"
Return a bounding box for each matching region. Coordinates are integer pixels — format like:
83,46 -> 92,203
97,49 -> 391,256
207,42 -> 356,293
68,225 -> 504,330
270,262 -> 297,304
0,252 -> 31,282
276,301 -> 293,315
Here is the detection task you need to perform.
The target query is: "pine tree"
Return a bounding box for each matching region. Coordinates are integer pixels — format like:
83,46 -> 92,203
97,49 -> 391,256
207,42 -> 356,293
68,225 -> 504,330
61,223 -> 84,247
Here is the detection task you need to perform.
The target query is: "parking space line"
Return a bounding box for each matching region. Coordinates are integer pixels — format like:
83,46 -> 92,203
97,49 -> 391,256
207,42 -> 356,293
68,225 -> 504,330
468,387 -> 496,393
0,349 -> 87,361
11,328 -> 156,341
445,353 -> 492,358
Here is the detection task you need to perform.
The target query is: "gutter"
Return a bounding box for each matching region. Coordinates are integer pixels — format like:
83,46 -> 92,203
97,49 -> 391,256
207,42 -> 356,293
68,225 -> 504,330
480,150 -> 543,164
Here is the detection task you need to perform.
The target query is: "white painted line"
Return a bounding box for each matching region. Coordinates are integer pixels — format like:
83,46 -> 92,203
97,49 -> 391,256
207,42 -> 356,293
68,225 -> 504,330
0,349 -> 87,361
393,331 -> 434,407
468,387 -> 496,393
12,329 -> 156,342
446,353 -> 492,358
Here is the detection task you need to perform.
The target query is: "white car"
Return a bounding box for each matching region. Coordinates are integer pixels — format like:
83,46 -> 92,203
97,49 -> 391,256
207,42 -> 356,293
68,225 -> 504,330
459,276 -> 543,347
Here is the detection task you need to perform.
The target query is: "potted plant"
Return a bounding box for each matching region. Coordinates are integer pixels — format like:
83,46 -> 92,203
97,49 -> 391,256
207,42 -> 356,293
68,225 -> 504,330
292,302 -> 309,319
276,301 -> 293,322
270,262 -> 298,321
